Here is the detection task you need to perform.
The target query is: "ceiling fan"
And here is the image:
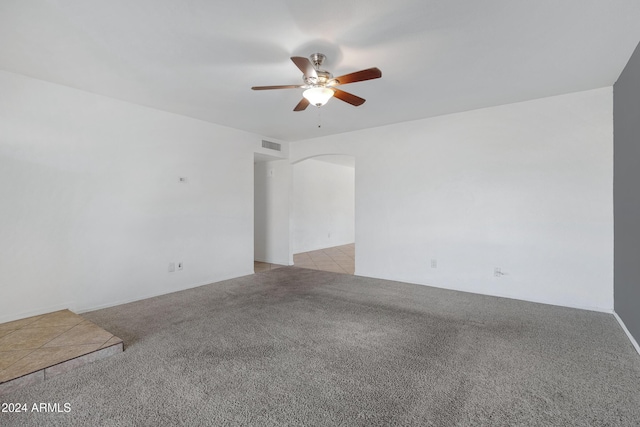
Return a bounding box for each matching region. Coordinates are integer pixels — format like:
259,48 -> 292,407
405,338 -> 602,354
251,53 -> 382,111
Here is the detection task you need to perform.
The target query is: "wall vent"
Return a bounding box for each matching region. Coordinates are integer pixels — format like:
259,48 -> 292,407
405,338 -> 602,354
262,140 -> 281,151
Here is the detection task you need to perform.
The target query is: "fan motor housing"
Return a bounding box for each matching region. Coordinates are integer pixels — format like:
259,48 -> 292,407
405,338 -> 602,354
304,70 -> 332,86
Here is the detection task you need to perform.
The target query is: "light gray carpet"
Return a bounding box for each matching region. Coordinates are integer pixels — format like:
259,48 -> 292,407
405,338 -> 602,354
3,267 -> 640,426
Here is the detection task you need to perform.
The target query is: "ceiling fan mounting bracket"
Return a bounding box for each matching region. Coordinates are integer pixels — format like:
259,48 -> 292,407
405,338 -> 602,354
303,53 -> 332,86
309,53 -> 326,70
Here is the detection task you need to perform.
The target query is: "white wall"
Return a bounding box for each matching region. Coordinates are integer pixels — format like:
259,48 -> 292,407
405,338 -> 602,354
292,158 -> 355,254
0,68 -> 614,321
291,88 -> 613,311
0,70 -> 262,322
254,159 -> 291,265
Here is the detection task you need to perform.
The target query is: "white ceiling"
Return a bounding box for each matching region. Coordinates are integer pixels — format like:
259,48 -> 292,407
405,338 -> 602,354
1,1 -> 639,142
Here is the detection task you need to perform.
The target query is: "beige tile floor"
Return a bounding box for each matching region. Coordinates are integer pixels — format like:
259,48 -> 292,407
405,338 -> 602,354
294,243 -> 355,274
254,261 -> 287,273
0,309 -> 123,395
255,244 -> 355,275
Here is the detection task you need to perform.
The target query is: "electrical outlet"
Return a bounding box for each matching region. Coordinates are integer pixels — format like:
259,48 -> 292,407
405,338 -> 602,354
168,262 -> 175,273
431,259 -> 437,268
178,262 -> 183,271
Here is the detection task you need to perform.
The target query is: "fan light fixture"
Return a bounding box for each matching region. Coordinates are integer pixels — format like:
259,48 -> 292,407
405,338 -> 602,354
303,87 -> 334,107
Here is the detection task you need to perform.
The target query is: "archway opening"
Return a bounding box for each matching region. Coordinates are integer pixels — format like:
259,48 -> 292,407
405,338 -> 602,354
291,155 -> 355,274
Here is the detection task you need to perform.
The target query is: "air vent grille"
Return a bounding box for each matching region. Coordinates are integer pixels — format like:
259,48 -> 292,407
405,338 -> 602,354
261,140 -> 281,151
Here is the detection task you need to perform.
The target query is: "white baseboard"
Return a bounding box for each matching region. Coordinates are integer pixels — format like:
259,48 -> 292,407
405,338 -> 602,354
613,312 -> 640,356
76,270 -> 255,314
354,271 -> 614,313
0,302 -> 76,324
254,258 -> 291,266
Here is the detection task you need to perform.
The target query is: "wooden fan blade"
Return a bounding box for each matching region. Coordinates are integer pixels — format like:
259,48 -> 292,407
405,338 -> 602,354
293,98 -> 310,111
252,84 -> 304,90
332,88 -> 365,106
291,56 -> 318,79
333,67 -> 382,85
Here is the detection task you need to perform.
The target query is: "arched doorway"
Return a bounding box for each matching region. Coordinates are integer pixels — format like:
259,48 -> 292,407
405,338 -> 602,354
291,155 -> 355,274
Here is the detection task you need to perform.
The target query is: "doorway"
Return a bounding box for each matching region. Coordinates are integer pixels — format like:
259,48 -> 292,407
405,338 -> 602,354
253,154 -> 291,272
